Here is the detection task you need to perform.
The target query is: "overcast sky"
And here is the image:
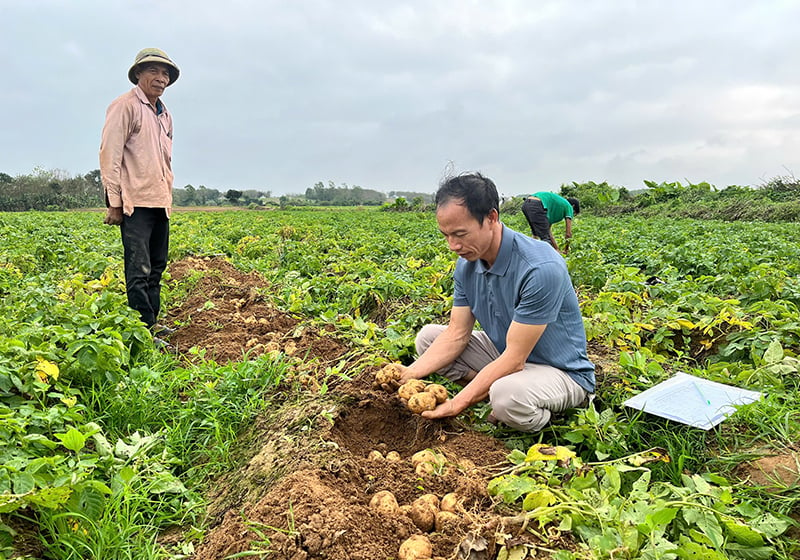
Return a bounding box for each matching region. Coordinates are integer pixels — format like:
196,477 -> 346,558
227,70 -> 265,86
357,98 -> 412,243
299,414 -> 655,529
2,1 -> 799,197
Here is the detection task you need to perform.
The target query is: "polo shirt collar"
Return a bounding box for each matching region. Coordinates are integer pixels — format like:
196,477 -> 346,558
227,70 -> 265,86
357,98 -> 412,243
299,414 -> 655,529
477,224 -> 512,276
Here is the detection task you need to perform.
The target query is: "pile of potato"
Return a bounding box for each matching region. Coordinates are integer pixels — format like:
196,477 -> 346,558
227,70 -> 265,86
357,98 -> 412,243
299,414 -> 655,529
370,482 -> 464,560
373,364 -> 448,414
367,448 -> 471,559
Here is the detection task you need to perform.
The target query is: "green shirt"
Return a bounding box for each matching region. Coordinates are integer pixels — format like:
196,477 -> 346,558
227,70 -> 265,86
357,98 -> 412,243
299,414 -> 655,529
532,192 -> 574,224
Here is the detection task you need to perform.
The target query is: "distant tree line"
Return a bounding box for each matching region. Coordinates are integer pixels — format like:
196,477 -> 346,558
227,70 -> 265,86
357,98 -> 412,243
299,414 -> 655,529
0,168 -> 433,211
0,168 -> 103,211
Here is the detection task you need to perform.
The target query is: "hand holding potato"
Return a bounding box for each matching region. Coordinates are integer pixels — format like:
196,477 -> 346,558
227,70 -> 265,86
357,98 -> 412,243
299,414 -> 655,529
373,363 -> 420,392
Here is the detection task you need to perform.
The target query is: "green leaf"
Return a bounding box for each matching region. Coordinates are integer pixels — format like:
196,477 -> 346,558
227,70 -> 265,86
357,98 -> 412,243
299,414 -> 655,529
723,520 -> 764,547
723,543 -> 775,560
148,472 -> 187,494
22,434 -> 59,449
762,339 -> 783,365
488,475 -> 542,504
506,449 -> 527,465
647,507 -> 678,528
55,428 -> 86,453
118,466 -> 136,484
749,512 -> 790,538
522,488 -> 556,511
600,465 -> 621,496
25,486 -> 72,509
12,472 -> 35,494
673,536 -> 727,559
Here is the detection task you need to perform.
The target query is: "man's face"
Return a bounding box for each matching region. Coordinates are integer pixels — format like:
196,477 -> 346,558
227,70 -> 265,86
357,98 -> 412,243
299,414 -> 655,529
436,201 -> 497,262
135,62 -> 171,100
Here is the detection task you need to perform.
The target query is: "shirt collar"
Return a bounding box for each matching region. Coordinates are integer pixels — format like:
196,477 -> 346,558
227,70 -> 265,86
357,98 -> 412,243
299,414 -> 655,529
133,86 -> 166,115
476,224 -> 513,276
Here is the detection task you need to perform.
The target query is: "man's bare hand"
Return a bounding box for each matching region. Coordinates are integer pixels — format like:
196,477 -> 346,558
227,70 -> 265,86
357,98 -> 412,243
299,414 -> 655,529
104,207 -> 123,225
420,398 -> 463,420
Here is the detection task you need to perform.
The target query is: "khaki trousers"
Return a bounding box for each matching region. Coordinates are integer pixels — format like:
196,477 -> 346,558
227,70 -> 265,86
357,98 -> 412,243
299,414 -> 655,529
415,324 -> 590,432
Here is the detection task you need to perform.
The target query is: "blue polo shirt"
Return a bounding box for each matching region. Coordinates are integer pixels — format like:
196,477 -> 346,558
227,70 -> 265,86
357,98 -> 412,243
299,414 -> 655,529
452,225 -> 595,393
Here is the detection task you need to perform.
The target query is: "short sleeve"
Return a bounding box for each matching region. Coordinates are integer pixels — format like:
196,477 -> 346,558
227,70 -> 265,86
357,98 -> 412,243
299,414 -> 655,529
452,261 -> 469,307
513,260 -> 568,325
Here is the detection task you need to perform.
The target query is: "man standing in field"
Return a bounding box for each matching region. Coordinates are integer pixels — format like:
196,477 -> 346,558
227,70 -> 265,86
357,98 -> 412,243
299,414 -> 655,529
521,191 -> 580,254
99,48 -> 180,345
390,173 -> 595,433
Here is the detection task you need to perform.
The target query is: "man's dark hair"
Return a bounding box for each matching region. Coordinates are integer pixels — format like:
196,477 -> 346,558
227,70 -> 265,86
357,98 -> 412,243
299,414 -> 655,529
435,172 -> 499,225
567,197 -> 581,215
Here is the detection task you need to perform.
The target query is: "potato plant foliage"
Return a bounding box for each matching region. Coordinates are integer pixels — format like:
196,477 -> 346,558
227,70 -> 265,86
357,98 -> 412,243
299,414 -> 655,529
0,209 -> 798,558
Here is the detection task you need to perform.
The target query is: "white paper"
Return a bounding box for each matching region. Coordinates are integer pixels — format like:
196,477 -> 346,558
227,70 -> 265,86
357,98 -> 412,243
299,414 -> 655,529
623,371 -> 762,430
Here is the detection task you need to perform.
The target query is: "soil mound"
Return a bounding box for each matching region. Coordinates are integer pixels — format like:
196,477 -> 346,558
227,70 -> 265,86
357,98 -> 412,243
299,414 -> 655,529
167,256 -> 349,366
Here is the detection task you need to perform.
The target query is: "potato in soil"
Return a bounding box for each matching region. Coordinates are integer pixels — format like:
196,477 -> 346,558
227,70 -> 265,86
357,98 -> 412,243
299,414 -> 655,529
435,510 -> 460,533
369,490 -> 399,515
385,450 -> 402,462
398,534 -> 432,560
440,492 -> 462,513
408,500 -> 437,532
408,391 -> 437,413
410,449 -> 438,467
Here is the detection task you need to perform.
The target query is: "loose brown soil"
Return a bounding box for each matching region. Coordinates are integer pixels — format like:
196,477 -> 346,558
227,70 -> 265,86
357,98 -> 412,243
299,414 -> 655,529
738,451 -> 800,490
161,256 -> 575,559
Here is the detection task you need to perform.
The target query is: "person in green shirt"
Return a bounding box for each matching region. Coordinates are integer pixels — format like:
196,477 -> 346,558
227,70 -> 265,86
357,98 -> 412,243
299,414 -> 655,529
521,192 -> 580,254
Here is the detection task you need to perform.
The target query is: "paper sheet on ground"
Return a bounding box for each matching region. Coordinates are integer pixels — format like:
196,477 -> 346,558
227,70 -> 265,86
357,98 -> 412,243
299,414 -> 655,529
623,371 -> 762,430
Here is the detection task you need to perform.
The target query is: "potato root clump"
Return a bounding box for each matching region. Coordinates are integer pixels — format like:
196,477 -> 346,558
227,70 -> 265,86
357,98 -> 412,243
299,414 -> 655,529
398,534 -> 432,560
369,490 -> 399,515
397,379 -> 426,400
424,383 -> 448,404
408,391 -> 437,414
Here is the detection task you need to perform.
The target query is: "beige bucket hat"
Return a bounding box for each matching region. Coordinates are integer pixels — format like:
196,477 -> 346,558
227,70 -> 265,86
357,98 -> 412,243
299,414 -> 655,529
128,48 -> 180,86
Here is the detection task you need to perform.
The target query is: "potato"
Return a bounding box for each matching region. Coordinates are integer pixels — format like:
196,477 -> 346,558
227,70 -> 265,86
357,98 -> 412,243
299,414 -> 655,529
398,504 -> 413,517
424,383 -> 448,404
374,363 -> 403,386
385,450 -> 402,462
408,391 -> 437,413
411,449 -> 438,467
382,363 -> 403,379
398,379 -> 426,400
398,534 -> 432,560
440,492 -> 462,513
367,450 -> 384,461
408,501 -> 437,532
434,510 -> 460,533
369,490 -> 399,515
415,494 -> 440,510
415,461 -> 436,476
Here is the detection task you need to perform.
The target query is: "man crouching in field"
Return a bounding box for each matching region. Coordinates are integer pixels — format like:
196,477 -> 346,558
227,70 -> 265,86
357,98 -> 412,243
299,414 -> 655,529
99,48 -> 180,347
389,173 -> 595,432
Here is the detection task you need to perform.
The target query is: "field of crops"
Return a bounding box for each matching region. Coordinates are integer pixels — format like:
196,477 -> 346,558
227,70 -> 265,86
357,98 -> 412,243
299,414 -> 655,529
1,208 -> 798,559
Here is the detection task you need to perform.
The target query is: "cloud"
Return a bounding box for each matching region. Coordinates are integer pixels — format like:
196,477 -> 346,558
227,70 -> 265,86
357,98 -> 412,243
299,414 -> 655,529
0,0 -> 798,194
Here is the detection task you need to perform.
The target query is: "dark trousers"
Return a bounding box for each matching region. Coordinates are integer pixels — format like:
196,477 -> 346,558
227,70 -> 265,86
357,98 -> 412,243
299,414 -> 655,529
521,197 -> 555,248
120,208 -> 169,328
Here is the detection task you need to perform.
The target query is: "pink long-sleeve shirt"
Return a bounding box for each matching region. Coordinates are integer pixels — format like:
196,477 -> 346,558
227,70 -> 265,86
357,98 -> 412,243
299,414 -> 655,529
99,86 -> 174,217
